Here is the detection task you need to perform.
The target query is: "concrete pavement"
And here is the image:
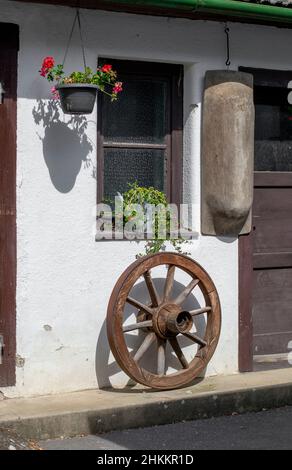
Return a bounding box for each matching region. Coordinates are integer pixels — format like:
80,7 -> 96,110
1,368 -> 292,441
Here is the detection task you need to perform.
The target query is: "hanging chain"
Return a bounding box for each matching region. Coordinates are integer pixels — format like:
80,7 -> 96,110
62,11 -> 77,67
77,9 -> 87,71
62,8 -> 87,71
224,24 -> 231,68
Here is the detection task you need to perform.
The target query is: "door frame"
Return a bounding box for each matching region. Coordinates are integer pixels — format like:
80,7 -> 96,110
238,226 -> 253,372
238,65 -> 292,371
0,23 -> 18,387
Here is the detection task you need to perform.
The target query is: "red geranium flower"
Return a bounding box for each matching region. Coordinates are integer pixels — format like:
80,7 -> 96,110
39,56 -> 55,77
43,56 -> 54,69
101,64 -> 112,73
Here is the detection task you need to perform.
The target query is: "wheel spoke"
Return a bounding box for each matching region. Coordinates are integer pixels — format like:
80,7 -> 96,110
123,320 -> 153,333
189,306 -> 211,316
174,278 -> 199,306
127,296 -> 153,315
169,337 -> 189,369
182,332 -> 207,347
144,270 -> 160,307
157,338 -> 166,376
163,265 -> 175,302
133,332 -> 156,362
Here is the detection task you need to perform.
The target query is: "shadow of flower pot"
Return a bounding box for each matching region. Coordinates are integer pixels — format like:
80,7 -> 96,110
32,99 -> 93,193
43,121 -> 92,193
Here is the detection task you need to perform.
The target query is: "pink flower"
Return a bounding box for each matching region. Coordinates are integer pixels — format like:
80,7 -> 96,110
113,81 -> 123,94
51,86 -> 60,100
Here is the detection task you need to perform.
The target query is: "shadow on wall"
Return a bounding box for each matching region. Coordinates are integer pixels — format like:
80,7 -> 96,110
32,100 -> 93,193
95,278 -> 206,391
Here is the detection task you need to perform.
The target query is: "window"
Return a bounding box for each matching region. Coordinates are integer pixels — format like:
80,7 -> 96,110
254,85 -> 292,172
240,67 -> 292,172
97,59 -> 183,205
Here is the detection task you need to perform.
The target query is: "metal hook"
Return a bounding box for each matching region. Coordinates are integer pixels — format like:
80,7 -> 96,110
224,25 -> 231,68
0,82 -> 5,104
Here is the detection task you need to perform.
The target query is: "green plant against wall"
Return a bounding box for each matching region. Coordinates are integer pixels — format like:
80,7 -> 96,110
119,183 -> 190,258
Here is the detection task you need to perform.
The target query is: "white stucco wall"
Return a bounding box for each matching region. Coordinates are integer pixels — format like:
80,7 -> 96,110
0,0 -> 291,397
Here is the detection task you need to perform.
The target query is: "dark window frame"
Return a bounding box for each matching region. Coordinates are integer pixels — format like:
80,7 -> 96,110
97,59 -> 183,206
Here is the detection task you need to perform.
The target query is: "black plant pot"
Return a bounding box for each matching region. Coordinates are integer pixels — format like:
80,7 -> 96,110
56,83 -> 98,115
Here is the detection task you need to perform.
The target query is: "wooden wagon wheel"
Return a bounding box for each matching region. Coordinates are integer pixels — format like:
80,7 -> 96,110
107,252 -> 221,390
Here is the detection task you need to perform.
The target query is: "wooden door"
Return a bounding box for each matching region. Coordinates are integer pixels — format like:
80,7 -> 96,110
0,24 -> 18,386
252,173 -> 292,369
239,67 -> 292,371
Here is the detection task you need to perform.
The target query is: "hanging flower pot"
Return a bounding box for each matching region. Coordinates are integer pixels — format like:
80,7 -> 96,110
56,83 -> 98,115
39,10 -> 123,115
39,60 -> 123,115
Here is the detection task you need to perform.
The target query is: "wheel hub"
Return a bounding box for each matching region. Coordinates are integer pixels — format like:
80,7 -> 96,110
154,303 -> 193,338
